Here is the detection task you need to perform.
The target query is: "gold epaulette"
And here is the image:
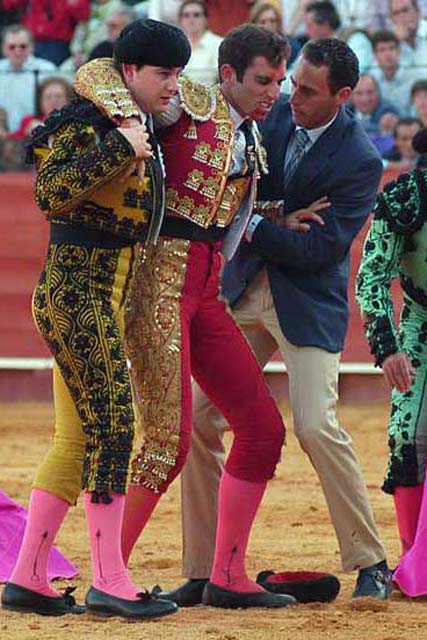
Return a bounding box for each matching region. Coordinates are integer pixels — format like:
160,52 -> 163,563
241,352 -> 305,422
74,57 -> 140,124
178,75 -> 216,122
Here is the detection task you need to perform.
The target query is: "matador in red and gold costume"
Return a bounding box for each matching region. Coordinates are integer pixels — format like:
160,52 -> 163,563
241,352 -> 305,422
74,23 -> 293,609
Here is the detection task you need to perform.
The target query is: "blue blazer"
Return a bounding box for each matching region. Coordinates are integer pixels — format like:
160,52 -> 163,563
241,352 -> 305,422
223,95 -> 382,353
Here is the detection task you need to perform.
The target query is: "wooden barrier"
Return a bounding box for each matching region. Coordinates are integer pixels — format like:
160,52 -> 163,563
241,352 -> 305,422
0,170 -> 405,400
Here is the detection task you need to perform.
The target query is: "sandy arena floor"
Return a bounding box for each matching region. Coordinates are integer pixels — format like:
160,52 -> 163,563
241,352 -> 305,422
1,401 -> 427,640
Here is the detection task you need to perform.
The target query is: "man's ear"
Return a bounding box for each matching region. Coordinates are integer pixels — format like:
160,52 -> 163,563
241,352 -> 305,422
122,63 -> 136,83
337,86 -> 353,104
219,63 -> 236,84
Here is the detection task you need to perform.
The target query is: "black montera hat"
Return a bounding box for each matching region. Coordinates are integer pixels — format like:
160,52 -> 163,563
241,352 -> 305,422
114,18 -> 191,68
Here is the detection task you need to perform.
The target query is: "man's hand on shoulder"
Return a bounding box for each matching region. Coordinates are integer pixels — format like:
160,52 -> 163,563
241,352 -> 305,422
277,196 -> 329,232
117,122 -> 152,159
117,121 -> 152,183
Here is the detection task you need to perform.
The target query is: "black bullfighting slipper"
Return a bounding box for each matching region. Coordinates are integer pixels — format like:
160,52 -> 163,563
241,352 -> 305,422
201,581 -> 296,608
256,570 -> 341,603
1,582 -> 85,616
85,586 -> 178,619
151,578 -> 208,607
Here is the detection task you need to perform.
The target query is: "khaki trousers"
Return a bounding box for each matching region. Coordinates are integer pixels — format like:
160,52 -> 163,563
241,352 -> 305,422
181,269 -> 386,575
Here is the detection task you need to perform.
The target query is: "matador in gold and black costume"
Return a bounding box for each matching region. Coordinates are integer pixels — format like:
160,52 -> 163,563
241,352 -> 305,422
73,24 -> 295,609
2,19 -> 191,620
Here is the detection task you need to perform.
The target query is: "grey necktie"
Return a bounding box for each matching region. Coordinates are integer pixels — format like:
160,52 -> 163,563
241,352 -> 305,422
283,128 -> 310,187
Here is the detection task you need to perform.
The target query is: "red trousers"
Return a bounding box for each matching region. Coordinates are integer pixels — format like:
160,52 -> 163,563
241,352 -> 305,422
126,238 -> 285,493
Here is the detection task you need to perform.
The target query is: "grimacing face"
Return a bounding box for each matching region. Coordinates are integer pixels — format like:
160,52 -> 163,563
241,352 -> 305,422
220,55 -> 286,121
290,57 -> 351,128
122,64 -> 182,115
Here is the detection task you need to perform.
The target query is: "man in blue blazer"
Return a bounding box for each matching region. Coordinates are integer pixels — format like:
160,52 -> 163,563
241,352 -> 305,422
161,38 -> 391,605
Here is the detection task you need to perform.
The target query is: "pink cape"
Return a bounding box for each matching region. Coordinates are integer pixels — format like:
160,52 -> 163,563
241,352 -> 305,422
393,481 -> 427,596
0,490 -> 78,583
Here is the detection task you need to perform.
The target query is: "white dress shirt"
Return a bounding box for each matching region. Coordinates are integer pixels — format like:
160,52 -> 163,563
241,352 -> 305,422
0,55 -> 57,132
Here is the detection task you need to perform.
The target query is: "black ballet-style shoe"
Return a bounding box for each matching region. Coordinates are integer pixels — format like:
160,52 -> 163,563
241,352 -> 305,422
1,582 -> 85,616
201,581 -> 296,609
152,579 -> 208,607
85,586 -> 178,619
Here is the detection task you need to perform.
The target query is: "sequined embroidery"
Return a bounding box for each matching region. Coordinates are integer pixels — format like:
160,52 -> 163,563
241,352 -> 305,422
32,243 -> 136,495
125,239 -> 190,492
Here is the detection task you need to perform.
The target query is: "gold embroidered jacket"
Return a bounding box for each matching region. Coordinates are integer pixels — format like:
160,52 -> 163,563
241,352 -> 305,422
74,59 -> 268,230
30,99 -> 156,242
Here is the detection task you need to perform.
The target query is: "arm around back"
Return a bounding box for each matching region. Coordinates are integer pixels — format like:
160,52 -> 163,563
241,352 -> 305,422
250,155 -> 382,272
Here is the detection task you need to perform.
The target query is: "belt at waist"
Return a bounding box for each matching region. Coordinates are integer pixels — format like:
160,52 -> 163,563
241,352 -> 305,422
49,223 -> 136,249
159,217 -> 227,242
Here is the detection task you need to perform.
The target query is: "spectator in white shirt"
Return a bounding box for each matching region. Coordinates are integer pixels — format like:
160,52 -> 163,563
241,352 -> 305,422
369,30 -> 416,114
148,0 -> 182,24
389,0 -> 427,75
0,25 -> 56,132
304,2 -> 374,71
285,0 -> 371,35
350,73 -> 399,135
179,0 -> 222,86
365,0 -> 427,32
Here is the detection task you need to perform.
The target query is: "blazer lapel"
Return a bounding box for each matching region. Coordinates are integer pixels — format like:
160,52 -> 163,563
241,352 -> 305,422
287,107 -> 347,196
264,102 -> 294,196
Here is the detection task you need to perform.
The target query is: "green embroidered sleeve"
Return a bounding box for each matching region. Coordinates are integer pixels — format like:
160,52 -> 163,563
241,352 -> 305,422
35,121 -> 135,216
355,216 -> 404,366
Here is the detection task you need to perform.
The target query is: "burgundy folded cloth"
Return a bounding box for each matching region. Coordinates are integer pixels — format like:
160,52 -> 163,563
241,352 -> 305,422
0,490 -> 78,583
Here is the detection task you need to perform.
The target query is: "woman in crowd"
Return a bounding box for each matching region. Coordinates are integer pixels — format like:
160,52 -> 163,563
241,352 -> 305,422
178,0 -> 222,86
11,76 -> 73,141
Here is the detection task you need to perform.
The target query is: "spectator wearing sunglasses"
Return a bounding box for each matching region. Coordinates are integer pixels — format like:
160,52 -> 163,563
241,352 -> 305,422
0,25 -> 56,132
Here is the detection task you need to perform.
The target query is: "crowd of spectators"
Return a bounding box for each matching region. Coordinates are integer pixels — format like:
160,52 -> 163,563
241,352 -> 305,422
0,0 -> 427,171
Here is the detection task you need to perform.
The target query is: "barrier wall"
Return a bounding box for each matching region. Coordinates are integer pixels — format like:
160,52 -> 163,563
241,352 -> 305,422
0,170 -> 403,400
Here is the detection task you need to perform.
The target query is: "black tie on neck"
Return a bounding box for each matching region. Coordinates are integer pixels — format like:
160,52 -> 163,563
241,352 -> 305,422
239,120 -> 256,176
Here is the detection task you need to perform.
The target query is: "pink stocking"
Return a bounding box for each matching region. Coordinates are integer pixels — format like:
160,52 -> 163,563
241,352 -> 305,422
85,492 -> 143,600
210,471 -> 266,593
121,485 -> 161,565
9,488 -> 69,598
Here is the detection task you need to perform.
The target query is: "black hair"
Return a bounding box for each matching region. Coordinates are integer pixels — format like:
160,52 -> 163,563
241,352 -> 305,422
306,1 -> 341,31
371,29 -> 400,50
301,38 -> 359,93
218,24 -> 290,82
